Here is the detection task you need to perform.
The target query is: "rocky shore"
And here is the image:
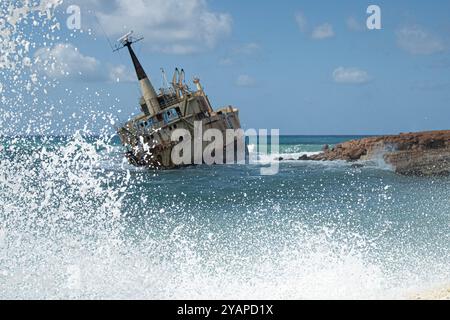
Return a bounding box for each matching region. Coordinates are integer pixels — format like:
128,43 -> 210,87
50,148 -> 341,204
292,130 -> 450,176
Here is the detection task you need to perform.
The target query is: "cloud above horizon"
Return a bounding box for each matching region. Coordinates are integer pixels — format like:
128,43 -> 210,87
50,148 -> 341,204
34,43 -> 134,83
71,0 -> 232,54
295,12 -> 334,40
396,25 -> 445,55
332,67 -> 370,85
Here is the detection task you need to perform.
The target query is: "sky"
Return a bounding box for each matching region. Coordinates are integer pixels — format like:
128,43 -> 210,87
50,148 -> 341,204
3,0 -> 450,135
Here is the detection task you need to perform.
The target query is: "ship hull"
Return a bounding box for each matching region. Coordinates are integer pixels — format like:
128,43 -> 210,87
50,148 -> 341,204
119,107 -> 246,169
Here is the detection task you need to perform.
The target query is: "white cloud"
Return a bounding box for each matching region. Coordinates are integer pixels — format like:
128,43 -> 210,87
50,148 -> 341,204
236,74 -> 256,87
295,12 -> 308,33
151,44 -> 198,55
396,26 -> 445,55
75,0 -> 232,54
294,12 -> 334,40
35,43 -> 134,82
346,16 -> 364,32
311,23 -> 334,40
34,43 -> 101,80
332,67 -> 370,85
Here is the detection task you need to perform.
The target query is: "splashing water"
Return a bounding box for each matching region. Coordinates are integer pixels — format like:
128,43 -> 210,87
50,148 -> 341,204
2,133 -> 449,299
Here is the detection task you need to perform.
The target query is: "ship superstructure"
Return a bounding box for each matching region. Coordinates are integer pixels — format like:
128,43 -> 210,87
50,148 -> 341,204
115,32 -> 243,168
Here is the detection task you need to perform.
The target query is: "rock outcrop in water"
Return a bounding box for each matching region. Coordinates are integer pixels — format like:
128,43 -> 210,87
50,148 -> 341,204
305,130 -> 450,176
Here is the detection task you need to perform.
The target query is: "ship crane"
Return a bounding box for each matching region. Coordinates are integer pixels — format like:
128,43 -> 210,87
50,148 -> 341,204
160,68 -> 173,95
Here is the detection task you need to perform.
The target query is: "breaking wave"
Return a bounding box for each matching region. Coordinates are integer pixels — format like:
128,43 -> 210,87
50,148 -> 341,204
1,134 -> 449,299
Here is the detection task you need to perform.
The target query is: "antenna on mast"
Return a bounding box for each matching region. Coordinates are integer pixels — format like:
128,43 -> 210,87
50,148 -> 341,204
113,31 -> 144,52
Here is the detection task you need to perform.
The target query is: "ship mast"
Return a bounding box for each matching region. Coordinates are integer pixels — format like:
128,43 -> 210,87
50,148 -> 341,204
114,31 -> 160,116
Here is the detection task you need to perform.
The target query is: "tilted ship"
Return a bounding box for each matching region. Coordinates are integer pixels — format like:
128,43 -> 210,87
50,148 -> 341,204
115,32 -> 244,169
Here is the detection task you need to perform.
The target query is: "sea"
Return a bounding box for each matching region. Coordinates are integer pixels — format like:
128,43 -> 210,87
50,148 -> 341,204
0,134 -> 449,299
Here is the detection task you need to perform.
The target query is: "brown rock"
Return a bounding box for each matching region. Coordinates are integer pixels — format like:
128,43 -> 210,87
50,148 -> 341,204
308,130 -> 450,176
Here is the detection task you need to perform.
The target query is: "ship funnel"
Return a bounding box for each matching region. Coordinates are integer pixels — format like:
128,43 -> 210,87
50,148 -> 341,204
114,32 -> 160,116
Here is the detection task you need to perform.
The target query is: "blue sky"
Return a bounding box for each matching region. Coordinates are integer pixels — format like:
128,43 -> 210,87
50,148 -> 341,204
4,0 -> 450,135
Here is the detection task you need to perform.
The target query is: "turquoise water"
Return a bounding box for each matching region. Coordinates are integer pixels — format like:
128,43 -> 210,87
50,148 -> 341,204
0,134 -> 448,299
